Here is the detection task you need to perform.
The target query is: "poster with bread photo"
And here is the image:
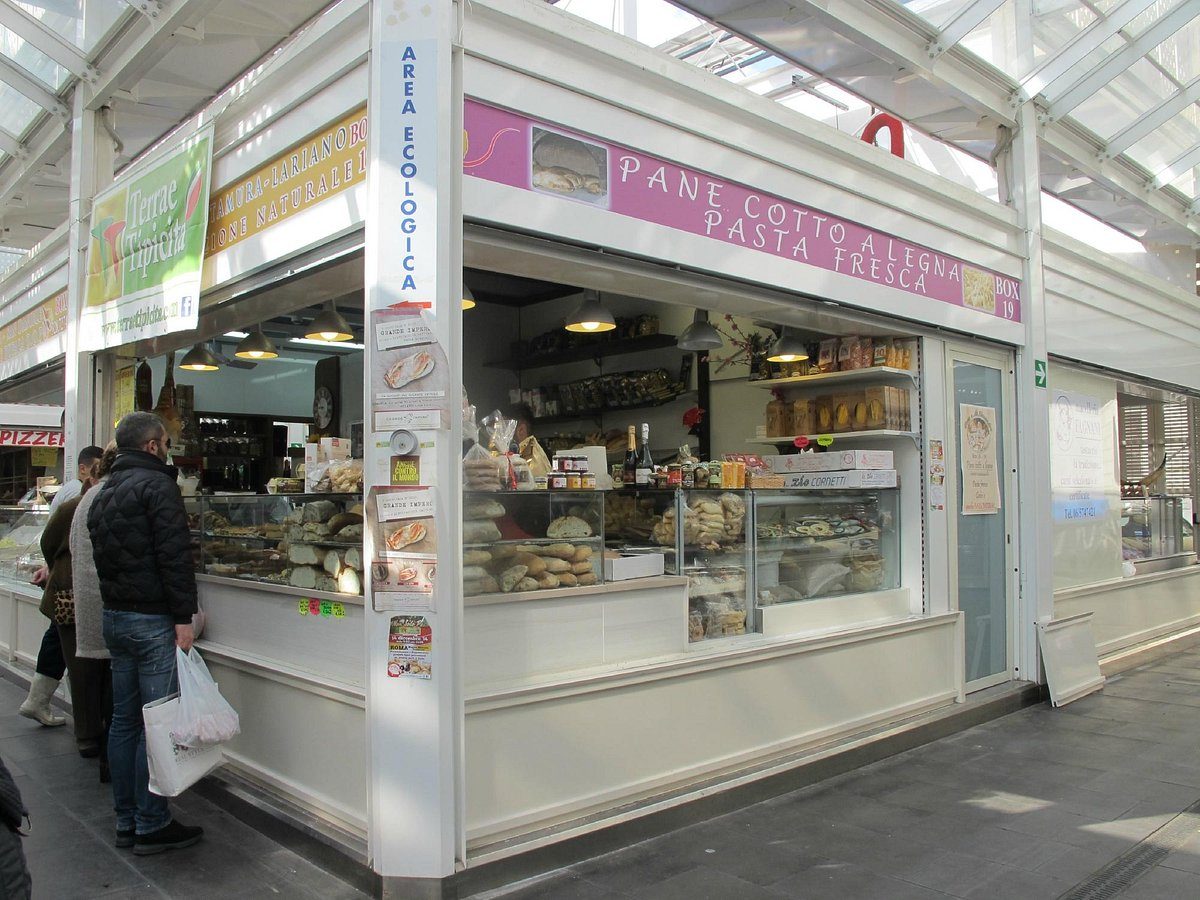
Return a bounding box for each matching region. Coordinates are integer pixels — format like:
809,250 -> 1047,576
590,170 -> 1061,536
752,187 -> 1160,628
367,486 -> 438,611
370,307 -> 448,424
531,128 -> 610,208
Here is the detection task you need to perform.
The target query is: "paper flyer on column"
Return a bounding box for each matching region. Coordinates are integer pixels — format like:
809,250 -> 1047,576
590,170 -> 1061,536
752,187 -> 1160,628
387,615 -> 432,679
367,486 -> 437,612
960,404 -> 1000,515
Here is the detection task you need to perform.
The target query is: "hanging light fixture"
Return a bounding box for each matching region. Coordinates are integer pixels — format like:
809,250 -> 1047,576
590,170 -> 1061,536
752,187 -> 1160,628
179,342 -> 221,372
676,310 -> 723,351
564,290 -> 616,333
767,327 -> 809,363
462,283 -> 476,310
305,301 -> 354,342
234,325 -> 278,360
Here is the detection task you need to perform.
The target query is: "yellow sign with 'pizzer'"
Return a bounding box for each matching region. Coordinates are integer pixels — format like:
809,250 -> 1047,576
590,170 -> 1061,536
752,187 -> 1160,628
205,107 -> 368,255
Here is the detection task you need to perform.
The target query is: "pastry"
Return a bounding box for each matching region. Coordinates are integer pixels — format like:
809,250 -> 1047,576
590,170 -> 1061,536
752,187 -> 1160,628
500,565 -> 528,592
463,550 -> 492,566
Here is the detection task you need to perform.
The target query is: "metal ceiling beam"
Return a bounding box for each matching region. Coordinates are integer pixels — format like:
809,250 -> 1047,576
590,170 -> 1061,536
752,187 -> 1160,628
1022,0 -> 1158,97
1042,2 -> 1197,121
1101,75 -> 1200,160
0,55 -> 68,116
0,0 -> 98,83
0,116 -> 68,209
0,127 -> 24,159
1151,143 -> 1200,191
927,0 -> 1007,60
83,0 -> 224,111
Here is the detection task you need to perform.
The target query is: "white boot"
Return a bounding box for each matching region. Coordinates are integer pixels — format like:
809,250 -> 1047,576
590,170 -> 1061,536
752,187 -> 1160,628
18,673 -> 66,727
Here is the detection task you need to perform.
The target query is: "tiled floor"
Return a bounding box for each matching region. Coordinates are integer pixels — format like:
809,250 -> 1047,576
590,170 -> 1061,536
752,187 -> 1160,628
0,675 -> 367,900
8,647 -> 1200,899
473,646 -> 1200,899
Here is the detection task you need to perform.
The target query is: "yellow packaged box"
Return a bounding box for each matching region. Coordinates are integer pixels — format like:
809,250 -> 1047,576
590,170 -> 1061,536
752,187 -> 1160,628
832,390 -> 867,432
863,386 -> 888,429
813,395 -> 836,434
791,398 -> 816,436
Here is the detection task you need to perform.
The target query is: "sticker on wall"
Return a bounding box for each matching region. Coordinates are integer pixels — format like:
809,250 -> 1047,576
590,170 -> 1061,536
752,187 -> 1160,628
928,439 -> 945,511
387,615 -> 432,679
367,486 -> 437,612
960,404 -> 1000,515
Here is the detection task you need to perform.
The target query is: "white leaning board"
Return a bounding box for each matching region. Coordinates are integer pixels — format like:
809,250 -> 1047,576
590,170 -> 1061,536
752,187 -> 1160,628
1037,613 -> 1105,707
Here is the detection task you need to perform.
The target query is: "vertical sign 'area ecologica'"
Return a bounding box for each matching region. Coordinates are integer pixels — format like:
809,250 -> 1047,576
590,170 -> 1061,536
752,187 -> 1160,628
81,127 -> 214,350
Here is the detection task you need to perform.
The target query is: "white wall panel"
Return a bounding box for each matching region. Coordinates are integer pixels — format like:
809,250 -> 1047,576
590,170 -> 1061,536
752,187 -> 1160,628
1054,568 -> 1200,657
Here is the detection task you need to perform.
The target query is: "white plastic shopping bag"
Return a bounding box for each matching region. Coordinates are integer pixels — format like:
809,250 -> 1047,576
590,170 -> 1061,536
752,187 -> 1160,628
144,693 -> 223,797
173,647 -> 241,747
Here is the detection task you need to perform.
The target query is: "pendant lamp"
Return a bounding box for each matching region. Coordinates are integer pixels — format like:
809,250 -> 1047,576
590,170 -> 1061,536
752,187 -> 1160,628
179,342 -> 221,372
564,291 -> 616,333
676,310 -> 723,351
234,325 -> 278,360
305,302 -> 354,342
767,327 -> 808,363
462,283 -> 476,310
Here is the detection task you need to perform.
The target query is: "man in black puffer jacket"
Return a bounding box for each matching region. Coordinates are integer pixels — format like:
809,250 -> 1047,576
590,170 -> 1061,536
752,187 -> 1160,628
88,412 -> 203,857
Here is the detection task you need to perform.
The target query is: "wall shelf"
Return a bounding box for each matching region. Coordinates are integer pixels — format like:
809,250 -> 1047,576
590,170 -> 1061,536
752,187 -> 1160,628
748,429 -> 918,446
750,366 -> 917,389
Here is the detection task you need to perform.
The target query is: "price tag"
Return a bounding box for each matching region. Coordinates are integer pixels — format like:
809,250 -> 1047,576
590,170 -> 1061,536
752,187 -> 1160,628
816,435 -> 834,447
298,599 -> 309,615
332,603 -> 346,618
308,599 -> 321,616
320,601 -> 333,617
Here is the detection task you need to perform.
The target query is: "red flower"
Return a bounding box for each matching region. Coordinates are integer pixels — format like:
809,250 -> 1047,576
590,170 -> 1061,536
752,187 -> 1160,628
683,406 -> 705,428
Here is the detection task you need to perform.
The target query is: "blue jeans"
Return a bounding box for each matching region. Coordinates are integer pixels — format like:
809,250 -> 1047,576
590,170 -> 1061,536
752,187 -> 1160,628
103,609 -> 177,835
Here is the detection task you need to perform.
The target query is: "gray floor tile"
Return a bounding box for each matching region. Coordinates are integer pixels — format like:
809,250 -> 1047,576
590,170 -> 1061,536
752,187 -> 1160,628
766,860 -> 957,899
492,870 -> 627,900
26,840 -> 146,900
1111,864 -> 1200,899
1032,845 -> 1113,883
627,866 -> 784,900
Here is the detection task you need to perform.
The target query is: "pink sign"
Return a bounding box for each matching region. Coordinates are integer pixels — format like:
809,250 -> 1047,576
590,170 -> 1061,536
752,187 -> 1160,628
463,100 -> 1021,323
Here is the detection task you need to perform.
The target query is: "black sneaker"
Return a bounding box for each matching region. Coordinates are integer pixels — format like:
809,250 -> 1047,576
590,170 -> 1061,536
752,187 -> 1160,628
132,820 -> 204,856
115,829 -> 134,849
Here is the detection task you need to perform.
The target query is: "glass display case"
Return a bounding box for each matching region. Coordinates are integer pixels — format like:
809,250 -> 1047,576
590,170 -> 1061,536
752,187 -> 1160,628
753,489 -> 900,605
0,508 -> 50,584
188,493 -> 364,595
463,490 -> 603,596
605,489 -> 751,643
1121,496 -> 1190,563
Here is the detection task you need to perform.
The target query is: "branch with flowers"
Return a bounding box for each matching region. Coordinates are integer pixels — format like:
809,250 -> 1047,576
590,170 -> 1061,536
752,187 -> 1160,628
702,315 -> 776,378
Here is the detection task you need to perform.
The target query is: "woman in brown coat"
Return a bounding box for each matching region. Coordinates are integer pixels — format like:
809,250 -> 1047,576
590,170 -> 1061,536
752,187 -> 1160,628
39,477 -> 108,769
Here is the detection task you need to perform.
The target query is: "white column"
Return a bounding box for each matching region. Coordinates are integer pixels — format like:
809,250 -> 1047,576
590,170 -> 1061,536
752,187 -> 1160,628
363,1 -> 463,894
1006,100 -> 1054,683
64,92 -> 114,459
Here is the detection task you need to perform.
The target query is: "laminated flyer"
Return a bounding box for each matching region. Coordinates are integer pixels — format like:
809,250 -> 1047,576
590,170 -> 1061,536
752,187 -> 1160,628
960,404 -> 1001,515
367,486 -> 437,612
370,306 -> 448,429
387,615 -> 432,679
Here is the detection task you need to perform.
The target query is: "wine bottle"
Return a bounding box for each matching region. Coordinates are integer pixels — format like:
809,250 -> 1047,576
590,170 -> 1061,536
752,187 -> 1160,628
636,423 -> 653,486
623,425 -> 637,486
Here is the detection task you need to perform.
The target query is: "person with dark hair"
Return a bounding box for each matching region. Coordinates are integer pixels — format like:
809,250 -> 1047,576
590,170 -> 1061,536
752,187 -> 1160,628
18,444 -> 105,728
17,446 -> 105,734
88,412 -> 203,855
509,403 -> 535,447
72,442 -> 117,783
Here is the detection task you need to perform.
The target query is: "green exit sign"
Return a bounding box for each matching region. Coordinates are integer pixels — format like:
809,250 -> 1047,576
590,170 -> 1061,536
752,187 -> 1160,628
1034,359 -> 1047,388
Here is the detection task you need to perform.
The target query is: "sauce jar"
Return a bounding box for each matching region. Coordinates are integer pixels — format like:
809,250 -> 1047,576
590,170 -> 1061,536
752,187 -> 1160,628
581,471 -> 597,490
548,472 -> 567,490
566,472 -> 582,490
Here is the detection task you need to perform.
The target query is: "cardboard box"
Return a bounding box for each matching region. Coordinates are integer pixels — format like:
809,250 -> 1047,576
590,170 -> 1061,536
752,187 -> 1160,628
780,469 -> 898,489
813,395 -> 835,434
321,437 -> 350,460
747,473 -> 786,489
791,398 -> 815,437
603,552 -> 665,581
864,385 -> 888,429
766,450 -> 894,473
831,390 -> 864,432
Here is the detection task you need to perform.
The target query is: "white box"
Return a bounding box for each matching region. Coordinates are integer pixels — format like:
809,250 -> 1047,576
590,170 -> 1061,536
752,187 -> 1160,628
321,437 -> 350,460
603,553 -> 665,581
780,470 -> 897,489
766,449 -> 893,473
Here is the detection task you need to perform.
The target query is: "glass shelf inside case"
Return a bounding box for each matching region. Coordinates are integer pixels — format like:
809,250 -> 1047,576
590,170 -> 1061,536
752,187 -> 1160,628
188,493 -> 364,595
0,508 -> 49,584
463,491 -> 604,597
752,489 -> 899,605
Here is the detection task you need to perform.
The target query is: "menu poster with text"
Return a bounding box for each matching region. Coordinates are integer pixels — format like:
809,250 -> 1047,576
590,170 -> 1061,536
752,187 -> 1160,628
960,404 -> 1001,516
1050,390 -> 1107,522
366,486 -> 437,611
369,306 -> 448,430
387,615 -> 432,679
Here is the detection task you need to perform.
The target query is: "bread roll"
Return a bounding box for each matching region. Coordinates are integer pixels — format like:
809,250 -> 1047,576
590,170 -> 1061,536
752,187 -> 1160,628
500,565 -> 528,592
514,577 -> 539,592
572,546 -> 592,563
542,557 -> 571,574
571,561 -> 593,575
536,573 -> 560,589
463,550 -> 492,566
577,573 -> 598,586
513,552 -> 547,576
557,572 -> 578,587
543,542 -> 576,560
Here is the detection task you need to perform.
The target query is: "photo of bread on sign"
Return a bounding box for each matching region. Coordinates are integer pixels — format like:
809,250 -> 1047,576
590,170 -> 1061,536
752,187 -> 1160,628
530,128 -> 609,207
